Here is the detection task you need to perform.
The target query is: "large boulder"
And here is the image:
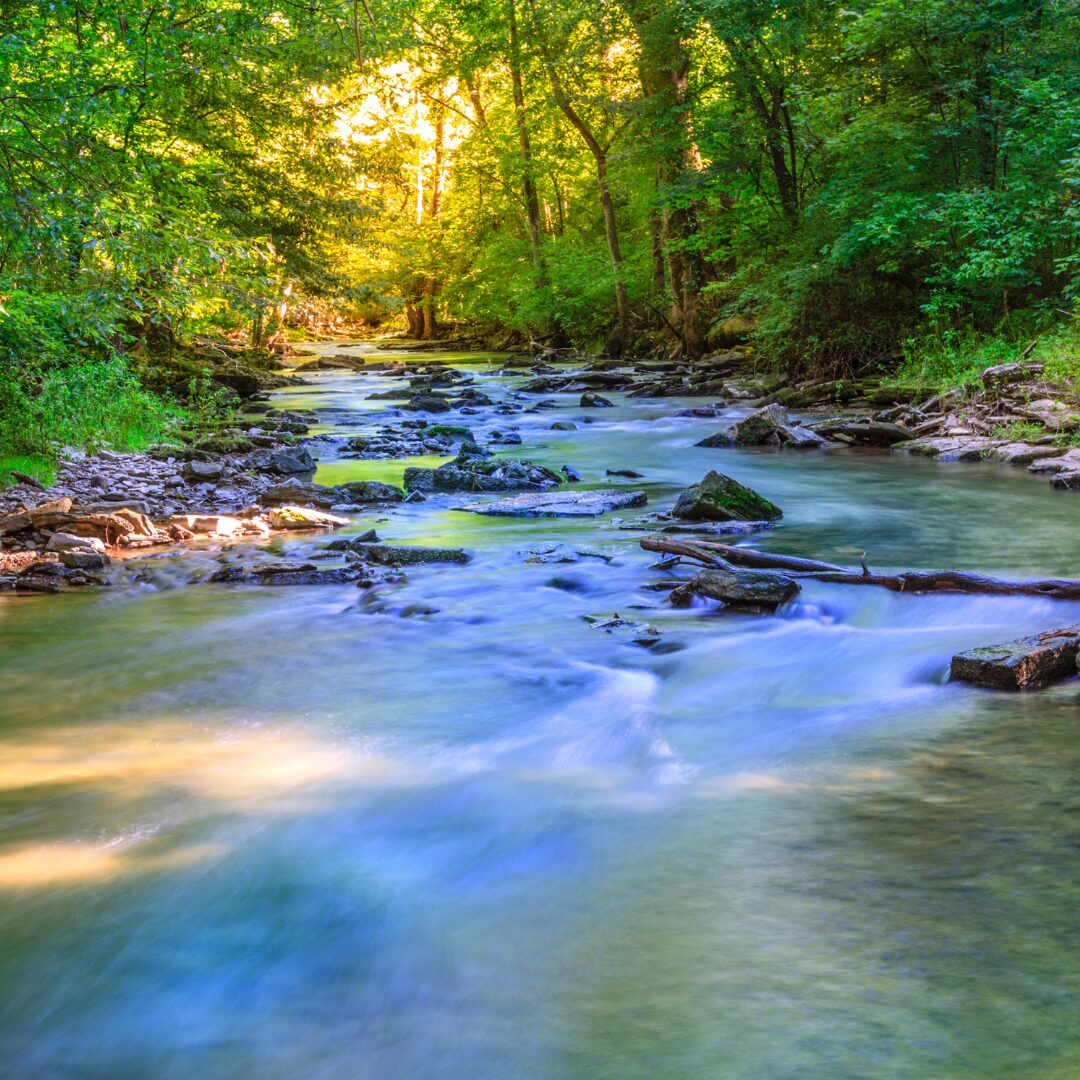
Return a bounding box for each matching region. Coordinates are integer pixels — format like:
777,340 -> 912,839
697,404 -> 825,449
672,471 -> 782,522
670,567 -> 799,611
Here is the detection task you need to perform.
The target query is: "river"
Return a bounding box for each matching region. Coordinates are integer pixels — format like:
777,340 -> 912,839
1,344 -> 1078,1079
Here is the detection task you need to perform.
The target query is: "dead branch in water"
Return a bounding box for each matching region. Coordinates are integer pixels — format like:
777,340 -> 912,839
640,537 -> 1080,600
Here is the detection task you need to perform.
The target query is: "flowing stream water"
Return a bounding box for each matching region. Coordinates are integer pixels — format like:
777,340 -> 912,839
2,345 -> 1079,1079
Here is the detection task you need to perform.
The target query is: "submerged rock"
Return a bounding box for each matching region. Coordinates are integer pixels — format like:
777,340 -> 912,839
209,564 -> 357,586
950,625 -> 1080,690
459,489 -> 647,518
672,471 -> 782,522
404,453 -> 562,493
669,567 -> 799,611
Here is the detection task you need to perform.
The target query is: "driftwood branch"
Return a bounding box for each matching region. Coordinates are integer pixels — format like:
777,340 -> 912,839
640,537 -> 1080,601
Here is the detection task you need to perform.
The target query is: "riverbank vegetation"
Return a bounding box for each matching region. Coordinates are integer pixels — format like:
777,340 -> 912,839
1,0 -> 1078,478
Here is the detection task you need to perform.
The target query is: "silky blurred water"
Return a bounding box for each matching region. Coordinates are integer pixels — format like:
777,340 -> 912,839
1,345 -> 1079,1079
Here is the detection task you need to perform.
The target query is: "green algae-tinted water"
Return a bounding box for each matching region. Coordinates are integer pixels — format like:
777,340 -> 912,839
1,345 -> 1078,1079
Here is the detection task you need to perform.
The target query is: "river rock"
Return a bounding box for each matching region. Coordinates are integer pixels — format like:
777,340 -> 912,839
247,446 -> 316,476
993,443 -> 1054,465
259,479 -> 337,506
209,565 -> 358,586
950,625 -> 1080,689
332,480 -> 404,503
63,512 -> 138,541
1050,471 -> 1080,491
697,404 -> 825,449
1026,448 -> 1080,475
0,511 -> 32,535
1017,399 -> 1080,431
404,455 -> 562,493
45,532 -> 106,554
669,567 -> 799,611
899,436 -> 1002,461
183,460 -> 224,481
172,514 -> 249,537
401,393 -> 452,413
341,542 -> 470,566
458,489 -> 648,518
673,471 -> 782,522
580,392 -> 614,408
59,550 -> 110,570
267,506 -> 350,530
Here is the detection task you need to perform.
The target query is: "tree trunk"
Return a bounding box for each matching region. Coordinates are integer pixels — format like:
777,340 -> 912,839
525,0 -> 630,349
508,0 -> 548,288
727,40 -> 799,225
627,2 -> 709,354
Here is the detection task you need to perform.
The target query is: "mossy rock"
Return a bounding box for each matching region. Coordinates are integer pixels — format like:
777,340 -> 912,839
673,470 -> 783,522
426,425 -> 472,437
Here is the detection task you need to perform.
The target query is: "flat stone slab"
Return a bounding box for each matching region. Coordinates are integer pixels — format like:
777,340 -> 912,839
458,489 -> 647,518
899,436 -> 1003,461
950,625 -> 1080,690
343,543 -> 470,566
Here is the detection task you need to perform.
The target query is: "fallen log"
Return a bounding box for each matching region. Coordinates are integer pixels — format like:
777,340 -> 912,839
640,537 -> 1080,600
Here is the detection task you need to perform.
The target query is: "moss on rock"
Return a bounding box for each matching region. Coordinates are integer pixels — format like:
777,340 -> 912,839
672,470 -> 783,522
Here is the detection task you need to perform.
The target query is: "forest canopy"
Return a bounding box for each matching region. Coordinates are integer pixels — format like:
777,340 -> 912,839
1,0 -> 1078,473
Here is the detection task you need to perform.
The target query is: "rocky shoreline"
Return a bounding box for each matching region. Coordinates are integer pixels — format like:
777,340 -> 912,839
2,342 -> 1076,597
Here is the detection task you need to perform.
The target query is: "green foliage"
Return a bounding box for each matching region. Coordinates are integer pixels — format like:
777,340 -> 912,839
0,355 -> 176,485
0,0 -> 1076,464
